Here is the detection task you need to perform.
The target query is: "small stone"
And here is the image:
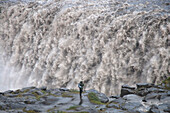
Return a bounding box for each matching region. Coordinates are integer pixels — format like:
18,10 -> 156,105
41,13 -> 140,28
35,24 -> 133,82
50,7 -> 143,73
40,87 -> 47,91
24,98 -> 37,104
109,95 -> 120,99
59,88 -> 69,91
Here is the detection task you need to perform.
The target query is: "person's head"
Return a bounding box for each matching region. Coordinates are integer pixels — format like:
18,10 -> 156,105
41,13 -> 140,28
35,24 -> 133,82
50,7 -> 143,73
80,81 -> 83,84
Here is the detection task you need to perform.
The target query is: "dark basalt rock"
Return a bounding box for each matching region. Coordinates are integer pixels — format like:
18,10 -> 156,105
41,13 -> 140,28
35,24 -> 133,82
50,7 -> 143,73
0,82 -> 169,113
59,88 -> 69,91
42,95 -> 59,105
122,84 -> 135,90
109,95 -> 120,99
158,103 -> 170,112
86,89 -> 99,94
97,93 -> 109,103
148,105 -> 160,113
144,93 -> 160,100
136,83 -> 154,89
24,98 -> 37,104
123,94 -> 143,102
107,103 -> 119,109
121,102 -> 142,110
8,103 -> 26,109
4,90 -> 13,94
40,86 -> 47,91
120,88 -> 135,97
21,87 -> 36,91
86,89 -> 109,103
110,98 -> 126,104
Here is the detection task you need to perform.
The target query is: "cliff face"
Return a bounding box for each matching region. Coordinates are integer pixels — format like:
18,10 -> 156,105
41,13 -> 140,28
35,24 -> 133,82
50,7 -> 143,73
0,0 -> 170,95
0,83 -> 169,113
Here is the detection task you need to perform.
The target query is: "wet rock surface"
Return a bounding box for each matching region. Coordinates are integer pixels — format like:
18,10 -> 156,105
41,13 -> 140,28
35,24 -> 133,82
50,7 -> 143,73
0,83 -> 169,113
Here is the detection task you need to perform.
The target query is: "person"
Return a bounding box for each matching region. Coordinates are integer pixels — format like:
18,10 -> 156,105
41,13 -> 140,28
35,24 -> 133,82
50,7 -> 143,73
78,81 -> 84,99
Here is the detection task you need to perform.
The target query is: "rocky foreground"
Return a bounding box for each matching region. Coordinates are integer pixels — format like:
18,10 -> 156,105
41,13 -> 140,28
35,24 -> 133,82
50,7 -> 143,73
0,82 -> 170,113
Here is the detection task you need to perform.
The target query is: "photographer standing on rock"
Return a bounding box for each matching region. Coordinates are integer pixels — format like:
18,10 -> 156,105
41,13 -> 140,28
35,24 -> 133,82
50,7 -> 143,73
78,81 -> 84,99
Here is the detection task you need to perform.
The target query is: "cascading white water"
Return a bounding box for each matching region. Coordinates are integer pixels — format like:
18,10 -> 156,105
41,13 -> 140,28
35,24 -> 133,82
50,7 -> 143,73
0,0 -> 169,95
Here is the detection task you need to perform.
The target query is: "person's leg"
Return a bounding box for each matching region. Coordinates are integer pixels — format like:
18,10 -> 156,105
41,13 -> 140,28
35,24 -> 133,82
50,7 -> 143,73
80,89 -> 82,98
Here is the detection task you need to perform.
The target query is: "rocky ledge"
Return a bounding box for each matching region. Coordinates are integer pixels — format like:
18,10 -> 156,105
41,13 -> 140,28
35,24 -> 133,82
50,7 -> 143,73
0,82 -> 170,113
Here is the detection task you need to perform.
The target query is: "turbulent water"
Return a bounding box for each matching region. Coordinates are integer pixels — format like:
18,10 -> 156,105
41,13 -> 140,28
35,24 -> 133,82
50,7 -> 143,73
0,0 -> 169,95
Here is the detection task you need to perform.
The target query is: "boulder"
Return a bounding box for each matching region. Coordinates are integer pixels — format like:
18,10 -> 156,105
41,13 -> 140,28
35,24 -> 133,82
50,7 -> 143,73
122,84 -> 135,90
4,90 -> 13,94
120,88 -> 135,97
0,92 -> 4,95
158,103 -> 170,112
87,89 -> 109,103
110,98 -> 126,104
136,89 -> 150,96
121,102 -> 143,112
123,94 -> 143,102
97,93 -> 109,103
144,93 -> 160,100
136,83 -> 154,89
147,88 -> 166,93
148,105 -> 160,113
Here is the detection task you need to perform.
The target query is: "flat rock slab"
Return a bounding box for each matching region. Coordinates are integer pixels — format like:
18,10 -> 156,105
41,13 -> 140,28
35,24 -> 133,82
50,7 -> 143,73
123,94 -> 143,102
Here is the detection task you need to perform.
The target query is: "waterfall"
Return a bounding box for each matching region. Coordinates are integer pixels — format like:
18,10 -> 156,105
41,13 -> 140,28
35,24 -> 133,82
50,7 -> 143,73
0,0 -> 169,95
